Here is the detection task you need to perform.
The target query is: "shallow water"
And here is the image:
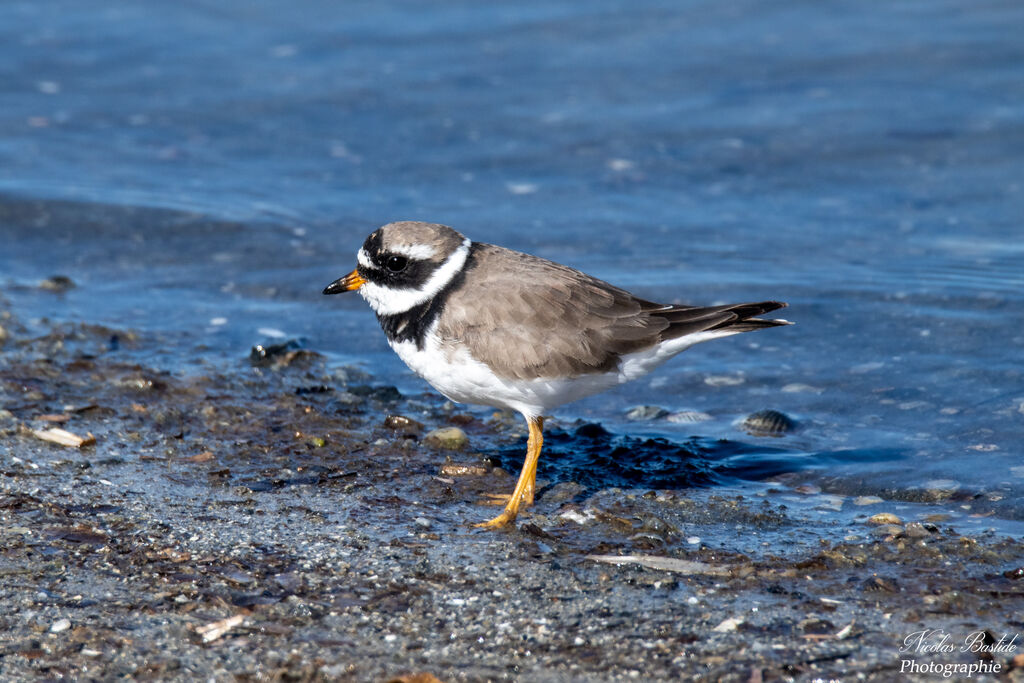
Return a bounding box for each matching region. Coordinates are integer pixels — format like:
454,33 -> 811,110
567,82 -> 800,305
2,1 -> 1024,531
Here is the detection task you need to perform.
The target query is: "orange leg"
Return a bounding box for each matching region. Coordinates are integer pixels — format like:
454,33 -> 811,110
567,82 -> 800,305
475,416 -> 544,529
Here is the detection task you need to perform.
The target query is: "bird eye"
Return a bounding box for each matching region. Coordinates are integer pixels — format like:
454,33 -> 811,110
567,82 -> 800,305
385,255 -> 408,272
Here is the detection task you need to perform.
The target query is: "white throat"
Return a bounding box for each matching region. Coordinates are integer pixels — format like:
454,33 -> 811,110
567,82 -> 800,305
359,238 -> 472,316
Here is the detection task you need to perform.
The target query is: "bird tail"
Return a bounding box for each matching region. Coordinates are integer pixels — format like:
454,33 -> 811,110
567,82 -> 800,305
657,301 -> 792,340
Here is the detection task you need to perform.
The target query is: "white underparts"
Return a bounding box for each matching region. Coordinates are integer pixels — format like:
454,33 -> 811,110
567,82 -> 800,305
388,319 -> 746,418
358,238 -> 472,316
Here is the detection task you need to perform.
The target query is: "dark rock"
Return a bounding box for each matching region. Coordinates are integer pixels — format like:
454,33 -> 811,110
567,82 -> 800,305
741,409 -> 797,436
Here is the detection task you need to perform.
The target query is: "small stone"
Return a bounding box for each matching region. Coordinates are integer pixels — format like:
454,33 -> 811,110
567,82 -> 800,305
712,616 -> 743,632
867,513 -> 902,525
853,496 -> 884,506
902,522 -> 935,539
50,618 -> 71,633
384,415 -> 424,433
1003,567 -> 1024,580
423,427 -> 469,450
741,409 -> 797,436
815,495 -> 845,512
862,576 -> 898,592
249,339 -> 320,368
922,480 -> 959,502
438,463 -> 488,476
39,275 -> 76,292
414,516 -> 432,529
625,405 -> 668,421
0,324 -> 8,345
921,513 -> 951,523
869,524 -> 904,538
798,617 -> 835,634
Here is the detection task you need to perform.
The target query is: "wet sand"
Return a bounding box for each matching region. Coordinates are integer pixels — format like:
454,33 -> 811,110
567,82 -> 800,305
2,305 -> 1023,682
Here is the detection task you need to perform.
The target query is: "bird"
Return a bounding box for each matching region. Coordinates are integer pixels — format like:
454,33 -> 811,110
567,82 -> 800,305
324,221 -> 791,529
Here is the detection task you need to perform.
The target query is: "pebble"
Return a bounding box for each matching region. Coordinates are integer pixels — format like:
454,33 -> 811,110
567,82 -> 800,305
249,340 -> 319,368
921,513 -> 952,523
438,463 -> 488,476
414,517 -> 432,529
383,414 -> 424,434
741,409 -> 797,436
625,405 -> 667,421
862,576 -> 899,592
869,524 -> 904,538
0,324 -> 8,344
923,479 -> 959,501
39,275 -> 76,292
558,509 -> 593,525
854,496 -> 884,506
50,618 -> 71,633
798,617 -> 834,634
815,495 -> 845,512
867,513 -> 902,525
902,522 -> 936,539
712,616 -> 743,632
423,427 -> 469,450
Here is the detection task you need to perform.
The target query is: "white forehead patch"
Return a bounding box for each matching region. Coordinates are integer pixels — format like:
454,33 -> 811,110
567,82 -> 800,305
390,243 -> 437,261
359,238 -> 471,316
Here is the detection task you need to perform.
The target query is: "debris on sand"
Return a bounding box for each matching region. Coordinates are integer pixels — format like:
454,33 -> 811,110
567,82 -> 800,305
194,614 -> 246,644
586,554 -> 730,576
31,427 -> 96,448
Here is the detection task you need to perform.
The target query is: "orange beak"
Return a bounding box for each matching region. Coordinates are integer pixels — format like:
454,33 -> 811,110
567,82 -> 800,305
323,268 -> 366,295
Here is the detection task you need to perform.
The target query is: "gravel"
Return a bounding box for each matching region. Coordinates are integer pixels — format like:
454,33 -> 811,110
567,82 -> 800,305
2,314 -> 1023,681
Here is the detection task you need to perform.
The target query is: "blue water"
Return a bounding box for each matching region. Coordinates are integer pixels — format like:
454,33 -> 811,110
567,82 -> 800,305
2,1 -> 1023,527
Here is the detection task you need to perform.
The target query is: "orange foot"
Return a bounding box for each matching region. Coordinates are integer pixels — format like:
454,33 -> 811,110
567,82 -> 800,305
474,509 -> 519,529
473,415 -> 544,531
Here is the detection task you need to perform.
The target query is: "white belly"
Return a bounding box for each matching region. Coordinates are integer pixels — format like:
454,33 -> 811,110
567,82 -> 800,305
387,324 -> 741,419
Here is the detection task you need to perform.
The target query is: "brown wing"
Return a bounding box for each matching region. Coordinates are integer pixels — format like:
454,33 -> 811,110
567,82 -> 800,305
437,243 -> 787,381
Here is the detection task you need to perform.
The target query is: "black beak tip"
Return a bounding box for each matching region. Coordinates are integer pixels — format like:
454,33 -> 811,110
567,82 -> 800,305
323,281 -> 342,295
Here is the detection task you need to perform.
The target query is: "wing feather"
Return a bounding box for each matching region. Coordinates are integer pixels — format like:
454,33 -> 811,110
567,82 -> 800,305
437,243 -> 787,380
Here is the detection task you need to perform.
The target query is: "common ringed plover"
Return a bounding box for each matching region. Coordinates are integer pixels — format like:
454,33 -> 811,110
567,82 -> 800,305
324,221 -> 791,529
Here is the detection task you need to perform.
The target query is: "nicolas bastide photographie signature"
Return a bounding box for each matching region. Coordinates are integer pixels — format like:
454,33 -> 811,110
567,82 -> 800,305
898,628 -> 1018,677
